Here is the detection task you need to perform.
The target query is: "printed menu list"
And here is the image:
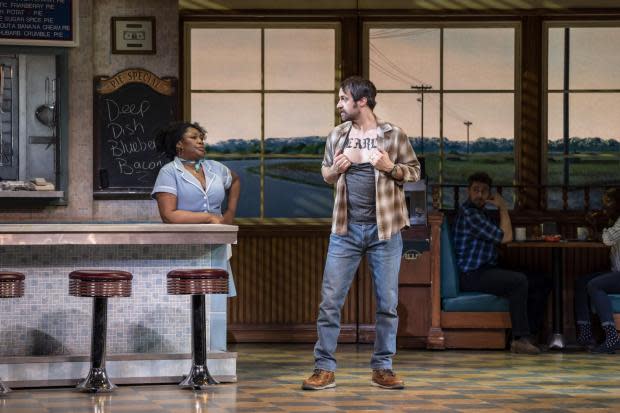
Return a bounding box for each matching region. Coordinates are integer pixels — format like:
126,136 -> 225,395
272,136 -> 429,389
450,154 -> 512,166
0,0 -> 73,41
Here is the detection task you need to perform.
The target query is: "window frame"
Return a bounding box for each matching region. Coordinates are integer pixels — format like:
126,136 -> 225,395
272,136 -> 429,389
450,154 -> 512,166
362,21 -> 522,207
542,20 -> 620,189
183,20 -> 341,222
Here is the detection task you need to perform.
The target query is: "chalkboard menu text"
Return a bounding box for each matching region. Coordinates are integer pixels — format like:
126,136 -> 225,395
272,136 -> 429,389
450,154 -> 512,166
93,68 -> 178,198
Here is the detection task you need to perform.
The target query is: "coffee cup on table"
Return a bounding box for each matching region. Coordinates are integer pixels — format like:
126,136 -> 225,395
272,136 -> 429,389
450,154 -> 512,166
577,226 -> 589,241
515,227 -> 526,242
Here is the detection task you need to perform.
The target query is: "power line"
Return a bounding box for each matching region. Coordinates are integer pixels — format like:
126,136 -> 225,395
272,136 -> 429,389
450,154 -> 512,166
369,43 -> 425,85
369,29 -> 437,40
369,43 -> 472,132
369,60 -> 413,87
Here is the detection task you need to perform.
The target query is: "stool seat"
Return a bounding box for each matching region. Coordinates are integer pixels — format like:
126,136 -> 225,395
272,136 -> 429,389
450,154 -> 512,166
167,269 -> 228,279
0,271 -> 25,281
0,271 -> 25,298
69,270 -> 133,281
69,270 -> 132,298
167,269 -> 228,295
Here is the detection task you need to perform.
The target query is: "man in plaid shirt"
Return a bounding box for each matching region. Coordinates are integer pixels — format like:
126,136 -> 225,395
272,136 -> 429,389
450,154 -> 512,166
454,172 -> 551,354
302,77 -> 420,391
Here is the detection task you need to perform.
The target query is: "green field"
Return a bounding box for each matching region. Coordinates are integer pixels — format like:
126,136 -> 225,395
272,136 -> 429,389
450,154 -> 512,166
423,152 -> 620,186
226,152 -> 620,188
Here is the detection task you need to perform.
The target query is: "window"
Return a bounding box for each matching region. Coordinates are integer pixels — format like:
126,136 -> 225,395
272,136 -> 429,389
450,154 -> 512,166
185,23 -> 339,219
546,24 -> 620,210
364,23 -> 519,208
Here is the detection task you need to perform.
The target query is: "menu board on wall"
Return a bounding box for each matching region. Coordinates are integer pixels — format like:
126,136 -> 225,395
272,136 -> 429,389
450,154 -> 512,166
93,68 -> 178,199
0,0 -> 79,47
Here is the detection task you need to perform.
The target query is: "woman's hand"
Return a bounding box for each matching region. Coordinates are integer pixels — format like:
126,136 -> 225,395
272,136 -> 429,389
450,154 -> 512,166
209,215 -> 225,224
221,210 -> 235,225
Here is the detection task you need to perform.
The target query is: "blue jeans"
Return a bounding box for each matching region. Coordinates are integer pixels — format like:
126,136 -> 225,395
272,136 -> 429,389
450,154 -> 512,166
575,271 -> 620,326
314,223 -> 402,372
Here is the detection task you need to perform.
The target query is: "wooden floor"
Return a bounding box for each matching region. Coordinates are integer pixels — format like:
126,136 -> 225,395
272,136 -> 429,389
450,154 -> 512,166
2,343 -> 620,412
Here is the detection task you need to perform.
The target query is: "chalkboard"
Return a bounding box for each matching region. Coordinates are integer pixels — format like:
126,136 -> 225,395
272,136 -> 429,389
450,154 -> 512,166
0,0 -> 78,47
93,68 -> 178,198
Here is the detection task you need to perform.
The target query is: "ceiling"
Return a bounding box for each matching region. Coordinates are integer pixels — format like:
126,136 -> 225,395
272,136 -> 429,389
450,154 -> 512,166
179,0 -> 620,11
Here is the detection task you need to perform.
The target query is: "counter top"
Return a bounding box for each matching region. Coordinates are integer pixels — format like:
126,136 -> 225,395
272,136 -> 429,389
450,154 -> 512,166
0,223 -> 238,245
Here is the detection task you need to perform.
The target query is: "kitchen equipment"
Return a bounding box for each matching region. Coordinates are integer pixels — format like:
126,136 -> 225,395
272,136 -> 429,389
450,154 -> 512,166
35,77 -> 56,127
34,77 -> 56,149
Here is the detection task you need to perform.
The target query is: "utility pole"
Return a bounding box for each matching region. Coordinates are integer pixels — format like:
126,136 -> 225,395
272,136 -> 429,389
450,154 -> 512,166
411,84 -> 432,154
416,97 -> 423,153
464,121 -> 473,154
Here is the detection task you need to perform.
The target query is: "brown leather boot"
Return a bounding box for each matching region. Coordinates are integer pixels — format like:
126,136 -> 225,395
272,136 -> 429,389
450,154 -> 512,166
371,369 -> 404,389
302,369 -> 336,390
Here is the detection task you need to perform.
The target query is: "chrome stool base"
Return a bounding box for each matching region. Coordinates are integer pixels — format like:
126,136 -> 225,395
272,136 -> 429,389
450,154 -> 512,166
180,365 -> 219,389
167,269 -> 229,390
0,380 -> 11,395
76,367 -> 117,393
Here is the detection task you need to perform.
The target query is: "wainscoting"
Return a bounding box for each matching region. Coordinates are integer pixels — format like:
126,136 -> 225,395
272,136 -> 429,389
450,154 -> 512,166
227,218 -> 611,346
228,225 -> 368,343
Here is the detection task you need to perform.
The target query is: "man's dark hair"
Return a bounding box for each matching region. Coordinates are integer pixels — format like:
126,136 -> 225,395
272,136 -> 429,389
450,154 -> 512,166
467,172 -> 492,188
340,76 -> 377,110
155,121 -> 206,159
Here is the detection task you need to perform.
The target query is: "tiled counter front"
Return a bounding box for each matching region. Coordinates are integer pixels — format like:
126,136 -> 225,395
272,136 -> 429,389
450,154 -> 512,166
0,224 -> 237,386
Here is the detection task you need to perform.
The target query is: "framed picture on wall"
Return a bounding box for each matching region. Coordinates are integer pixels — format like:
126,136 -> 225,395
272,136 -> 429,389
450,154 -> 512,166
111,17 -> 156,54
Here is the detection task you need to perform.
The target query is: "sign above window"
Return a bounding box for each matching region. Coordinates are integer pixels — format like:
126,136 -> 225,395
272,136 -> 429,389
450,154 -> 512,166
0,0 -> 79,47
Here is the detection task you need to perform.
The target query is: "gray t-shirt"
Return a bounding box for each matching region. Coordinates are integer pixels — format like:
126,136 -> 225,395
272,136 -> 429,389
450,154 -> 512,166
345,162 -> 376,224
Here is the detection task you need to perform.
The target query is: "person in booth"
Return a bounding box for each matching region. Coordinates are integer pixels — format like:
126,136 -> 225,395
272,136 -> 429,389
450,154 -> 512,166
453,172 -> 551,354
151,121 -> 240,296
574,188 -> 620,353
302,76 -> 421,391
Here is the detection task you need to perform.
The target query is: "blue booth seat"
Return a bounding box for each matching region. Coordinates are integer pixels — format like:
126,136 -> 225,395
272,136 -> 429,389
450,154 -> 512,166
440,220 -> 510,313
610,295 -> 620,313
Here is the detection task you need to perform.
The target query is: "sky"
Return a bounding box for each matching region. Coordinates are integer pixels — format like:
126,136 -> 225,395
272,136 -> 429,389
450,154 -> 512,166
189,26 -> 620,143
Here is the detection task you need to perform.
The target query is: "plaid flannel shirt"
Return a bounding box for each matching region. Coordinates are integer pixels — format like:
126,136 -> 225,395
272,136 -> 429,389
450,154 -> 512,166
322,120 -> 421,241
453,199 -> 504,273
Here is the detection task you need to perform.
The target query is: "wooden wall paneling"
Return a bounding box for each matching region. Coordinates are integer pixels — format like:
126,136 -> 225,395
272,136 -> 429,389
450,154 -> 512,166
444,330 -> 507,349
228,227 -> 363,343
399,252 -> 431,284
357,258 -> 376,343
397,287 -> 431,338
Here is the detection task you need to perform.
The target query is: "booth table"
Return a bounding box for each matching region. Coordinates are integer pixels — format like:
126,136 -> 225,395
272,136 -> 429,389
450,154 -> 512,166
506,240 -> 609,349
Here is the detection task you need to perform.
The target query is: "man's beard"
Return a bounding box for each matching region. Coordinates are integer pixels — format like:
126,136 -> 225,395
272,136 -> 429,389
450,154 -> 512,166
340,103 -> 358,121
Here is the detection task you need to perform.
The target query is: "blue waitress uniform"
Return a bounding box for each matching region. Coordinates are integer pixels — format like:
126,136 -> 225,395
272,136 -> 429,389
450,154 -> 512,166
151,157 -> 237,296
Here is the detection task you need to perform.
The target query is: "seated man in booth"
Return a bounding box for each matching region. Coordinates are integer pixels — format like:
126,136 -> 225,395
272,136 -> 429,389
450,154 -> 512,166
453,172 -> 551,354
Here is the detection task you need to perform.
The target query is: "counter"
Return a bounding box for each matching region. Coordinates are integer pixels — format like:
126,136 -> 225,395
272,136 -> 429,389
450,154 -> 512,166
0,223 -> 238,387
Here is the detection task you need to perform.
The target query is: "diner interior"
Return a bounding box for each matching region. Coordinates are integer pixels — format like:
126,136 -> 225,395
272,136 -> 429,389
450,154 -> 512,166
2,0 -> 620,412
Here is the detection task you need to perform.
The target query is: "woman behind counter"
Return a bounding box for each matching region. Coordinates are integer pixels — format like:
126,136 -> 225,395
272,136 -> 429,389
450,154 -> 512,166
152,121 -> 240,295
152,121 -> 240,224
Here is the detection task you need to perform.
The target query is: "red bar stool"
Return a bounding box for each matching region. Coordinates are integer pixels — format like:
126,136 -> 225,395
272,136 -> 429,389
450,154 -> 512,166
69,270 -> 132,393
0,271 -> 25,395
167,268 -> 228,389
